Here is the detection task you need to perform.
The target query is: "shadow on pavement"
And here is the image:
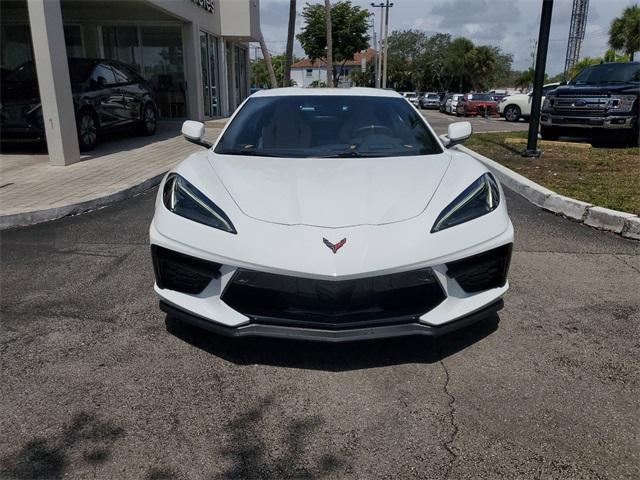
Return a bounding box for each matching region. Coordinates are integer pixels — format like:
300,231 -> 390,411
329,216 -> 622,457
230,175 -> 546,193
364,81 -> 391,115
0,412 -> 125,480
211,396 -> 348,480
165,314 -> 500,372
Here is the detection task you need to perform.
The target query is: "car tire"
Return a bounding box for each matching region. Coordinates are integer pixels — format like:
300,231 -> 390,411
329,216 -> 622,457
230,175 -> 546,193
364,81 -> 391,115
139,103 -> 157,136
77,109 -> 99,152
503,105 -> 521,122
540,125 -> 560,141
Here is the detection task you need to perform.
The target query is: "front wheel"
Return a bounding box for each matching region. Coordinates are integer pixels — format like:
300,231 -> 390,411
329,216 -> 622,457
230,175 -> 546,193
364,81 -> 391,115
540,125 -> 560,141
139,103 -> 157,136
503,105 -> 521,122
77,110 -> 98,151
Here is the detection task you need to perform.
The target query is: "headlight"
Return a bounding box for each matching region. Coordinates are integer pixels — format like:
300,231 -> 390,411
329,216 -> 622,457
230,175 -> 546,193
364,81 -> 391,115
162,173 -> 237,234
431,173 -> 500,233
542,98 -> 552,109
607,95 -> 636,112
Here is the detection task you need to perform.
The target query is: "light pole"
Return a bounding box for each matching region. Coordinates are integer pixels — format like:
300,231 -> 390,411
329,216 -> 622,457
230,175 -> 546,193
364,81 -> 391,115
381,0 -> 393,89
524,0 -> 554,157
371,2 -> 385,88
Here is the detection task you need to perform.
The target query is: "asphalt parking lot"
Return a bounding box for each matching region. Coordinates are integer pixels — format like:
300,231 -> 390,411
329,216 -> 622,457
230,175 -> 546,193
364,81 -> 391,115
420,108 -> 529,135
1,181 -> 638,479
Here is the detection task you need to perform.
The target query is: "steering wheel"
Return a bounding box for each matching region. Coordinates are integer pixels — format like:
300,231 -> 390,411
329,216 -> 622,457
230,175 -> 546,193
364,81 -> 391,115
354,124 -> 393,136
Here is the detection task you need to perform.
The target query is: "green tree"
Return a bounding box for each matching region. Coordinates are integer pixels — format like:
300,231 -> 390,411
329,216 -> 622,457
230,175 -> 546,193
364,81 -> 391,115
386,29 -> 429,90
251,55 -> 299,88
609,5 -> 640,61
443,37 -> 475,92
567,57 -> 602,80
469,45 -> 498,90
603,48 -> 630,63
349,60 -> 375,87
297,1 -> 371,85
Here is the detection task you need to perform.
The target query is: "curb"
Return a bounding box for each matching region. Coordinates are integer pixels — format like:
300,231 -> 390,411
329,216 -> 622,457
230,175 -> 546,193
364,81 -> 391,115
452,142 -> 639,240
0,172 -> 166,230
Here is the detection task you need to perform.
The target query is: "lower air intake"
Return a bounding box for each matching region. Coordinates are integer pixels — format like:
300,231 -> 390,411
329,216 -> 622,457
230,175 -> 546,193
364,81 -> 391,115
151,245 -> 221,294
222,268 -> 446,329
446,243 -> 512,293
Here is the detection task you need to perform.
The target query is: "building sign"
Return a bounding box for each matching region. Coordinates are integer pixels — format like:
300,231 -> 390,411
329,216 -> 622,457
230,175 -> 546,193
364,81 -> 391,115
191,0 -> 214,13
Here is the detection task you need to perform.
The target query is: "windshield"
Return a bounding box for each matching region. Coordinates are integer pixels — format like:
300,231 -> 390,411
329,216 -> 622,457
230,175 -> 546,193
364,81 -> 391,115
214,95 -> 443,158
4,62 -> 36,83
468,94 -> 493,101
570,63 -> 640,85
427,94 -> 439,99
5,60 -> 95,86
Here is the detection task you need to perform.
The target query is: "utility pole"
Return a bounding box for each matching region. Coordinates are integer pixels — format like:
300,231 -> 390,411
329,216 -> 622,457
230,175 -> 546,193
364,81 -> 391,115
524,0 -> 554,157
325,0 -> 333,87
564,0 -> 589,79
381,0 -> 393,89
371,2 -> 385,88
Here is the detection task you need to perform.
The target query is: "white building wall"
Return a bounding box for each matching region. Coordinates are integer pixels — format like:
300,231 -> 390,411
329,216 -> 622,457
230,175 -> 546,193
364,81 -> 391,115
291,67 -> 327,88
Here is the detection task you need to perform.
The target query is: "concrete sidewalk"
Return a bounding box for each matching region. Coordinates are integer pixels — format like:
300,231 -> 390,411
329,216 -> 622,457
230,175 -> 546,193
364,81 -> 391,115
0,119 -> 227,229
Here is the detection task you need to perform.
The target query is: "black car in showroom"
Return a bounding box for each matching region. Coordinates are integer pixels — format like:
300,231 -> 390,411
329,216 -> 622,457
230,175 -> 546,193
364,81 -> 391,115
0,58 -> 158,151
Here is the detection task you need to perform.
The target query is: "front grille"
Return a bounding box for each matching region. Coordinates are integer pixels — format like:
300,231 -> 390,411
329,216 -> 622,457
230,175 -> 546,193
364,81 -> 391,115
222,268 -> 446,329
151,245 -> 221,294
552,109 -> 608,117
446,244 -> 512,293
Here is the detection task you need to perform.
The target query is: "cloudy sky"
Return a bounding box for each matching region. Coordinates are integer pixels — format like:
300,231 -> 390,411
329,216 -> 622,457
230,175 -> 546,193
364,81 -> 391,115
259,0 -> 637,75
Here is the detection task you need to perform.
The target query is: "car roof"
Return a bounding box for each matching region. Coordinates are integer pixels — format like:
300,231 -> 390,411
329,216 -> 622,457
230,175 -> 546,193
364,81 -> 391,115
251,87 -> 404,98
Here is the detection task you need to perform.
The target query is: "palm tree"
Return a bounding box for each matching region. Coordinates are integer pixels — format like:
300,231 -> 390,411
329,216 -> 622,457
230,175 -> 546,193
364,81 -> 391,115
325,0 -> 333,87
609,5 -> 640,61
258,32 -> 277,88
283,0 -> 297,86
515,68 -> 535,91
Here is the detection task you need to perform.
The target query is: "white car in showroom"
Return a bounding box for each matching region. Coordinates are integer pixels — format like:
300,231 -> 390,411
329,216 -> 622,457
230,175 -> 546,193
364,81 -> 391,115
150,88 -> 513,341
499,83 -> 560,122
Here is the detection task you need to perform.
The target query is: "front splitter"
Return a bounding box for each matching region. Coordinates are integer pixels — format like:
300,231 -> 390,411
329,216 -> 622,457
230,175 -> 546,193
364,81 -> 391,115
159,299 -> 504,343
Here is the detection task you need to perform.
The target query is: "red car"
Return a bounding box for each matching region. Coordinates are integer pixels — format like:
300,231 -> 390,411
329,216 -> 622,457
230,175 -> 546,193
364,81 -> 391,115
456,93 -> 499,117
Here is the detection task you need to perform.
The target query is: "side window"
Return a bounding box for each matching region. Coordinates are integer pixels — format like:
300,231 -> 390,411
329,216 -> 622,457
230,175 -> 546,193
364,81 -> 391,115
110,64 -> 132,84
90,64 -> 116,88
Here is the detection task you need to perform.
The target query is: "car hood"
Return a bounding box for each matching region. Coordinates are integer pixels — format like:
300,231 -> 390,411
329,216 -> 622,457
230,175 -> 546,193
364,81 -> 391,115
209,153 -> 452,228
551,83 -> 639,96
503,93 -> 528,101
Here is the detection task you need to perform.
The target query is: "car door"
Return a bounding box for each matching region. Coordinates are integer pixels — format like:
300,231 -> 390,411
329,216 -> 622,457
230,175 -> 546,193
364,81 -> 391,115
88,64 -> 124,126
110,62 -> 143,124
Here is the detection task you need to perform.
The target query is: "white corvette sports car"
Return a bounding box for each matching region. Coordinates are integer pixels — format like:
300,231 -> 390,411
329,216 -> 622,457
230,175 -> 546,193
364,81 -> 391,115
150,88 -> 513,342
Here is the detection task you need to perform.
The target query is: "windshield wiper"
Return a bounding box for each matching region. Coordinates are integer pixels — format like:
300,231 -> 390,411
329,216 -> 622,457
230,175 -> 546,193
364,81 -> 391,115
215,148 -> 281,157
319,151 -> 385,158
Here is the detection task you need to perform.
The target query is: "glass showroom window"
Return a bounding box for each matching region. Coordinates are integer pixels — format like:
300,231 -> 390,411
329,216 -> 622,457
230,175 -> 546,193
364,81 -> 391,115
140,26 -> 185,118
0,25 -> 33,70
102,26 -> 140,71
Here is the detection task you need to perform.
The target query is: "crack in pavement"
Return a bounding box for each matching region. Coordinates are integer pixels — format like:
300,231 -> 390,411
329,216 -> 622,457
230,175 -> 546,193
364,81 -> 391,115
613,254 -> 640,274
437,341 -> 459,480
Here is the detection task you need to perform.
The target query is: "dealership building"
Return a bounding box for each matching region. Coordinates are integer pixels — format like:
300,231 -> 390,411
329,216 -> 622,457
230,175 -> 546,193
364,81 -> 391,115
0,0 -> 259,165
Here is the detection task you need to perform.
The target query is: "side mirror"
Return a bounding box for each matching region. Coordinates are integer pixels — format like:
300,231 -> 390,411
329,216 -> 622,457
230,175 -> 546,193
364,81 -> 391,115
446,121 -> 472,148
181,120 -> 212,148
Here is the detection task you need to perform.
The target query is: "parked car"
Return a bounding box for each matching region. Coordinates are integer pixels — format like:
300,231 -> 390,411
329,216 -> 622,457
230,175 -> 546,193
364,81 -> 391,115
420,92 -> 440,109
413,92 -> 424,106
456,93 -> 499,117
445,94 -> 464,114
403,91 -> 419,105
541,62 -> 639,146
499,83 -> 560,122
151,88 -> 513,342
489,89 -> 509,102
0,58 -> 158,151
439,94 -> 451,113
